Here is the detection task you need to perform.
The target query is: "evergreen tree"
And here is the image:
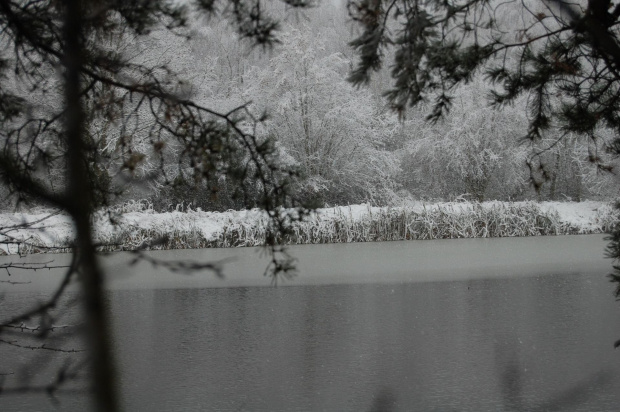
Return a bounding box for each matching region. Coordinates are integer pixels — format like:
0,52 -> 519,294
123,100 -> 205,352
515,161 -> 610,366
346,0 -> 620,300
0,1 -> 310,409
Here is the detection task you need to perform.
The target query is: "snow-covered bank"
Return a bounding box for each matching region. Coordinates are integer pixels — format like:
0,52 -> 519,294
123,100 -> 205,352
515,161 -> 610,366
0,201 -> 617,255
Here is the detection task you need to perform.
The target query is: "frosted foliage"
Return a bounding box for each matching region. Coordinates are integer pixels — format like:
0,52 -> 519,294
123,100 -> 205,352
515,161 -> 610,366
400,80 -> 529,201
529,130 -> 619,201
54,0 -> 618,209
244,27 -> 400,205
86,27 -> 211,185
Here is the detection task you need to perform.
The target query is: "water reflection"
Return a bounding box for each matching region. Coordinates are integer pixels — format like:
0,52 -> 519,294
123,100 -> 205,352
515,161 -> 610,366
368,387 -> 396,412
1,272 -> 619,411
109,273 -> 620,411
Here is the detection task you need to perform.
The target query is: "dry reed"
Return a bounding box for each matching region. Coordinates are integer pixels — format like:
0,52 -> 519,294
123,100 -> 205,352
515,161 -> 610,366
3,202 -> 617,254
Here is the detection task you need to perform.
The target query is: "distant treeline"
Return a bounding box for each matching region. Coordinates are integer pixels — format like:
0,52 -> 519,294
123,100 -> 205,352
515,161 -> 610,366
0,1 -> 618,213
134,2 -> 620,209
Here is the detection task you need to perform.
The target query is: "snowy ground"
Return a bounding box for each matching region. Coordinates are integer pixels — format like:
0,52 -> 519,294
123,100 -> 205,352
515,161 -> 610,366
0,201 -> 617,255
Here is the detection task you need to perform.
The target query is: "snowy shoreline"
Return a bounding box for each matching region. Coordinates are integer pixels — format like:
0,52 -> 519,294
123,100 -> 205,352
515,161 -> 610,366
0,201 -> 617,256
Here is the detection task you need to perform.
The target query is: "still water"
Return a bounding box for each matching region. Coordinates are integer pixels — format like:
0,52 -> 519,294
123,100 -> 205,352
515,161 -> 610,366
1,235 -> 620,411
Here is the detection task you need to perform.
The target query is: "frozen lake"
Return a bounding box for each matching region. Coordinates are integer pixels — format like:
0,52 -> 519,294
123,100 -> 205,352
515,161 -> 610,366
1,235 -> 620,410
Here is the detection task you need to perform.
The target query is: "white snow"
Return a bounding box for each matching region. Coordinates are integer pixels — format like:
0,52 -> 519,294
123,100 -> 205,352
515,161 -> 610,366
0,201 -> 616,255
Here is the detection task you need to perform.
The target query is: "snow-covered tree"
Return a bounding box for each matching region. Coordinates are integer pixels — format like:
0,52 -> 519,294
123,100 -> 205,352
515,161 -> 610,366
398,79 -> 529,201
245,27 -> 400,205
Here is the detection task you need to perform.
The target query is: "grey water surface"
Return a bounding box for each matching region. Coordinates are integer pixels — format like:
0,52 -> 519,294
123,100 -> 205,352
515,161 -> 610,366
1,235 -> 619,411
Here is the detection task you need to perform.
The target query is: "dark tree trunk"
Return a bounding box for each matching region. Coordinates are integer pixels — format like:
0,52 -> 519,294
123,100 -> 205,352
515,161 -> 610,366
62,1 -> 119,411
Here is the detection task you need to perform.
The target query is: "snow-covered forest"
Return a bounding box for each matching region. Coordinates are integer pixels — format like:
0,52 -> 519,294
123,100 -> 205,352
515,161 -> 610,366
1,0 -> 617,214
131,1 -> 620,207
133,1 -> 619,207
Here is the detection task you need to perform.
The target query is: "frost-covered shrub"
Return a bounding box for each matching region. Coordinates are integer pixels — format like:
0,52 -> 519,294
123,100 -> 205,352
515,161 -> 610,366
243,27 -> 401,206
396,76 -> 617,202
399,82 -> 530,202
532,130 -> 620,201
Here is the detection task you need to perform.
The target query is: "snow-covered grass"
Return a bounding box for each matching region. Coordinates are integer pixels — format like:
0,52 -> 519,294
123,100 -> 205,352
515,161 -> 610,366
0,201 -> 617,255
